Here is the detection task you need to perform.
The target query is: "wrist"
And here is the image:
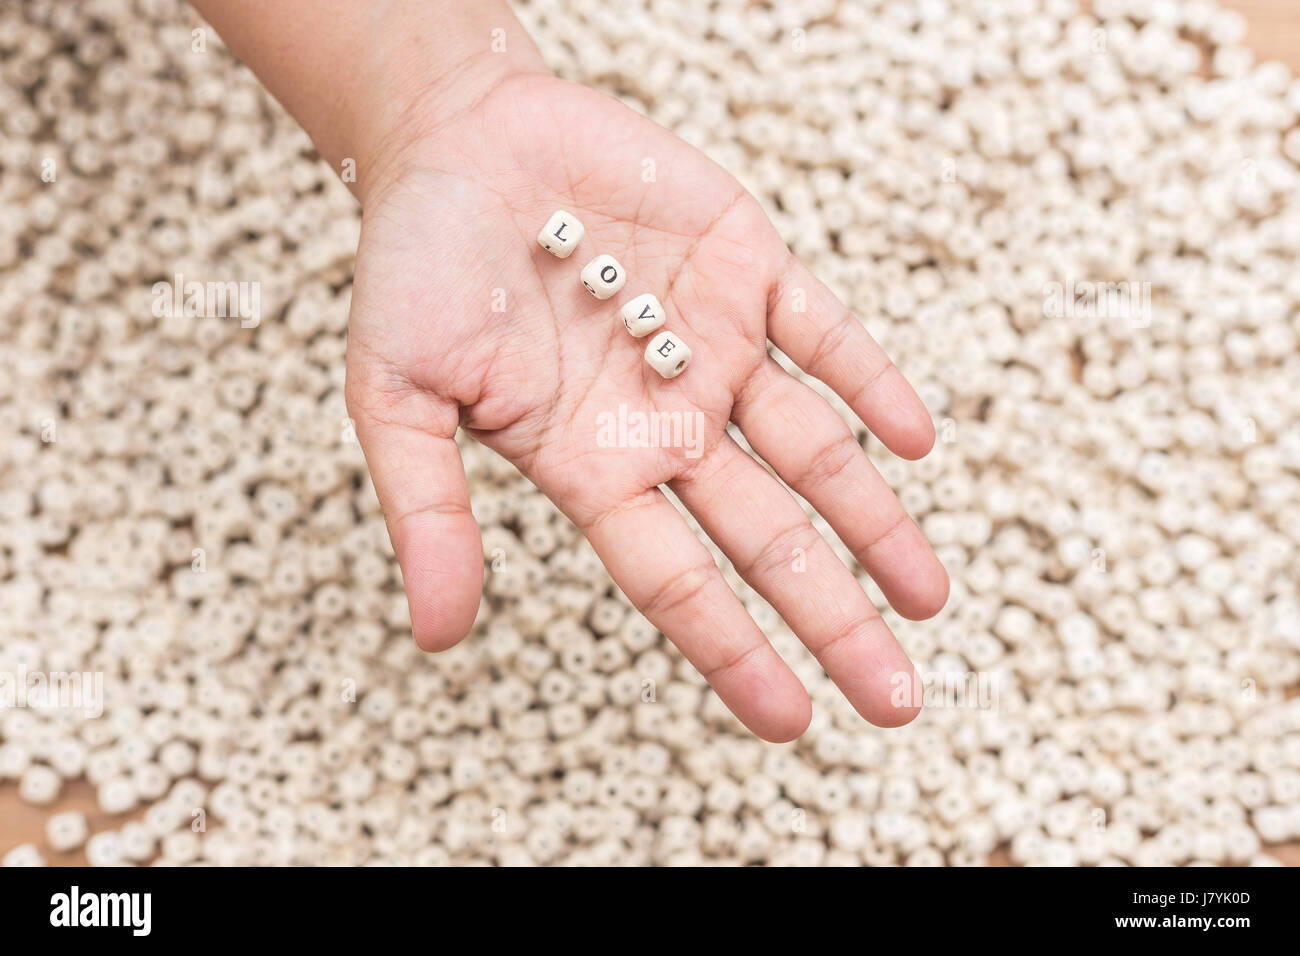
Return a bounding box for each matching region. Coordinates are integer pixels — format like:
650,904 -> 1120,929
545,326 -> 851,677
354,8 -> 549,205
190,0 -> 548,206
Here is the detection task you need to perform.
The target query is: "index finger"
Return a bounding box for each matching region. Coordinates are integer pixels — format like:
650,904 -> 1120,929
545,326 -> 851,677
767,255 -> 935,461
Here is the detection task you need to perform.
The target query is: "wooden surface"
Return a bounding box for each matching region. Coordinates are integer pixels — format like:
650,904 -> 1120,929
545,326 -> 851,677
0,781 -> 152,866
2,1 -> 1298,867
1222,0 -> 1300,70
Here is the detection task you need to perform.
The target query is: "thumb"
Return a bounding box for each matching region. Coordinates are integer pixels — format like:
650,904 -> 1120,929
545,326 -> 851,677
346,370 -> 482,652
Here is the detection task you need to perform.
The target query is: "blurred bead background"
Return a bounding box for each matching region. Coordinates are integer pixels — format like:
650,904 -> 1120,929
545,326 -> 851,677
2,0 -> 1299,866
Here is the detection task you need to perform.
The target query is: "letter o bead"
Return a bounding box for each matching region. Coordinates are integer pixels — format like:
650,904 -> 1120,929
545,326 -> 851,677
620,293 -> 666,337
645,330 -> 691,379
537,210 -> 584,258
581,254 -> 627,299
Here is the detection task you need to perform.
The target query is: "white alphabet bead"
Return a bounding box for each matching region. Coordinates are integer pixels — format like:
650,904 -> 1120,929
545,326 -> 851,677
1,844 -> 44,867
46,811 -> 89,852
537,210 -> 584,258
645,330 -> 691,379
620,293 -> 666,337
18,764 -> 61,805
581,254 -> 627,299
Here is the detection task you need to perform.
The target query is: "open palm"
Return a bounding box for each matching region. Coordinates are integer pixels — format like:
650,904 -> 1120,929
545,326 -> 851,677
345,74 -> 948,741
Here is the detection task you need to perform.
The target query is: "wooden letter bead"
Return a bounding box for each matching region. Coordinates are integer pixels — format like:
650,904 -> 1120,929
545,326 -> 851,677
581,254 -> 627,299
645,330 -> 691,379
537,210 -> 584,258
620,293 -> 666,338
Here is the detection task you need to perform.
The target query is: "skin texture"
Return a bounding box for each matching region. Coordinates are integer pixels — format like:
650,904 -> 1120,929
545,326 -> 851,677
189,1 -> 949,741
347,73 -> 949,741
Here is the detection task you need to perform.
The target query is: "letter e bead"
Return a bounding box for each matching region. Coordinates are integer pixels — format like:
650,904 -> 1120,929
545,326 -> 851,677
538,211 -> 584,258
581,255 -> 627,299
620,293 -> 666,337
645,330 -> 691,379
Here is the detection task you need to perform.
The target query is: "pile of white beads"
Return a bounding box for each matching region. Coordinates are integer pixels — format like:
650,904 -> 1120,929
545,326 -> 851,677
1,0 -> 1299,866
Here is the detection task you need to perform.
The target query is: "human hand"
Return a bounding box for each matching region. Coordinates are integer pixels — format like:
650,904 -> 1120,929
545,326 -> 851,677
344,66 -> 948,742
